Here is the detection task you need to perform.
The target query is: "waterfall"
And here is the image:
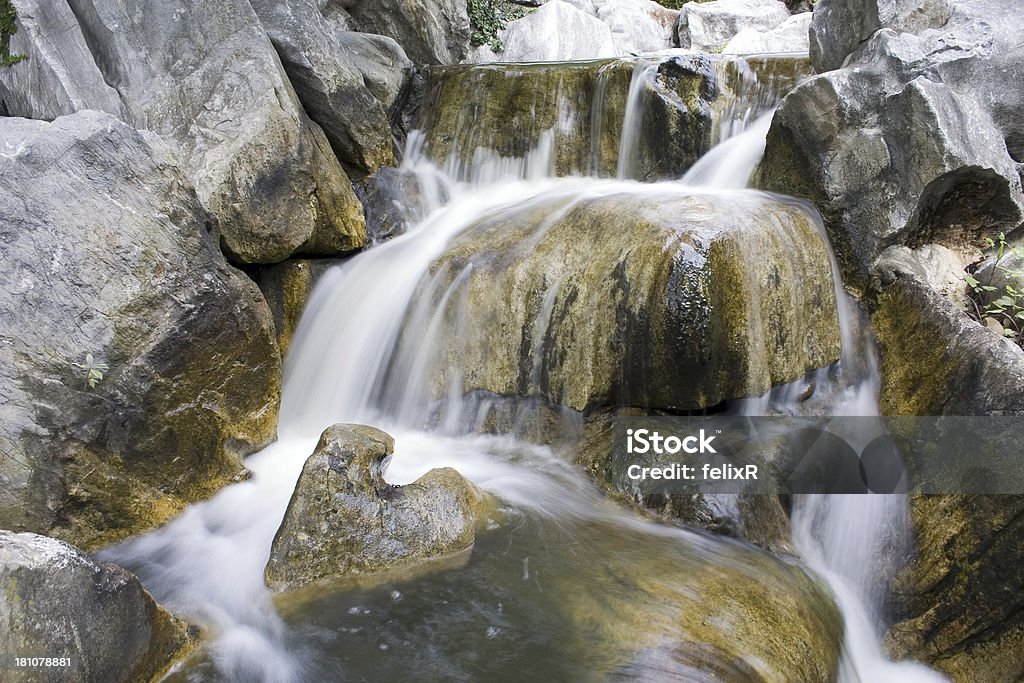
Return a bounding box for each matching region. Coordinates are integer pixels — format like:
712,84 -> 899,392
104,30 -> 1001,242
100,55 -> 942,683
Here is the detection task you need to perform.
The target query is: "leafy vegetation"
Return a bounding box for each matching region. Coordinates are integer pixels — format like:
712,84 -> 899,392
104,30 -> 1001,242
467,0 -> 533,52
965,232 -> 1024,344
1,0 -> 26,67
72,353 -> 110,389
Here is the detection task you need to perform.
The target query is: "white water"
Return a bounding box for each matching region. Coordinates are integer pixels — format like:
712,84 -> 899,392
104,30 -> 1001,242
102,57 -> 944,682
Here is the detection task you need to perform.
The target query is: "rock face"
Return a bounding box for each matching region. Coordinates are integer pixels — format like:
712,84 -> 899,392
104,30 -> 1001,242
0,112 -> 281,550
469,1 -> 616,63
249,0 -> 412,175
255,259 -> 341,358
346,0 -> 471,65
596,0 -> 679,55
0,0 -> 366,264
757,0 -> 1024,288
724,11 -> 811,54
418,55 -> 719,180
678,0 -> 791,53
406,189 -> 839,412
266,425 -> 489,590
0,530 -> 195,683
356,167 -> 449,243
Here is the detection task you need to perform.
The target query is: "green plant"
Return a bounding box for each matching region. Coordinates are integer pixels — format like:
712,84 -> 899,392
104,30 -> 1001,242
467,0 -> 533,52
72,353 -> 110,389
965,232 -> 1024,344
1,0 -> 26,67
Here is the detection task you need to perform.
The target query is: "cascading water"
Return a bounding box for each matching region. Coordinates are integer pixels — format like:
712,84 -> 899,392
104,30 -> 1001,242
103,55 -> 943,682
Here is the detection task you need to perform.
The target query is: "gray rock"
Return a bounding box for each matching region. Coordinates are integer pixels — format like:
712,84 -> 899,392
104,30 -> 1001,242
873,244 -> 974,305
250,0 -> 406,174
595,0 -> 679,55
0,530 -> 195,683
0,0 -> 366,264
678,0 -> 791,53
337,32 -> 414,117
0,111 -> 281,550
265,424 -> 490,590
723,11 -> 811,54
255,259 -> 342,358
756,24 -> 1024,288
469,1 -> 616,63
346,0 -> 471,65
356,167 -> 450,243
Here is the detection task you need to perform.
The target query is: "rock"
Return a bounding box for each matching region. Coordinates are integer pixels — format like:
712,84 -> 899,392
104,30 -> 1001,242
808,0 -> 953,73
409,189 -> 840,412
0,0 -> 366,264
596,0 -> 679,54
0,530 -> 196,683
255,259 -> 343,358
0,112 -> 281,550
249,0 -> 404,174
469,1 -> 616,63
337,32 -> 415,117
972,249 -> 1024,310
265,424 -> 490,589
346,0 -> 471,65
678,0 -> 791,53
723,11 -> 811,54
419,55 -> 718,180
886,495 -> 1024,682
356,167 -> 450,243
873,244 -> 975,306
755,28 -> 1024,288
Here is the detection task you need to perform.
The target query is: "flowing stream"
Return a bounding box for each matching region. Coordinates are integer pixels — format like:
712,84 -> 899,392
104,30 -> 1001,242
105,57 -> 944,682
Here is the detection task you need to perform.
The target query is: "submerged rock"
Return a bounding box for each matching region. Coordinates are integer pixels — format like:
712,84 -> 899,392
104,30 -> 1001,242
678,0 -> 791,53
0,112 -> 281,549
0,530 -> 195,683
0,0 -> 365,264
266,425 -> 490,590
404,189 -> 840,413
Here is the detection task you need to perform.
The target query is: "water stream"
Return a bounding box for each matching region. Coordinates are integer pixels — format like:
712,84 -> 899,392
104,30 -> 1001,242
104,57 -> 944,682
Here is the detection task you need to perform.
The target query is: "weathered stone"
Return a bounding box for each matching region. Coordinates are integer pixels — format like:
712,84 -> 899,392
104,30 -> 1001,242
0,530 -> 196,683
266,424 -> 490,590
255,259 -> 342,358
337,32 -> 414,117
678,0 -> 791,52
250,0 -> 404,174
346,0 -> 471,65
469,1 -> 616,63
596,0 -> 679,54
0,112 -> 281,550
0,0 -> 366,263
413,189 -> 840,412
723,11 -> 811,54
356,167 -> 449,243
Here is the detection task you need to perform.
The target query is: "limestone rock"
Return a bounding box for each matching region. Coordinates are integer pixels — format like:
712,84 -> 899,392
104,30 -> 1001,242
255,259 -> 343,358
265,424 -> 490,589
469,1 -> 616,63
356,167 -> 449,243
0,530 -> 195,683
0,0 -> 366,263
724,11 -> 811,54
346,0 -> 471,65
0,112 -> 281,549
678,0 -> 791,53
596,0 -> 679,55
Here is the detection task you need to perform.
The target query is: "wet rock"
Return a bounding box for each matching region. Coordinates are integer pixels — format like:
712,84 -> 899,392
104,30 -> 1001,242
0,0 -> 365,264
0,530 -> 196,683
723,11 -> 811,54
255,259 -> 343,358
412,190 -> 840,413
266,424 -> 491,590
758,1 -> 1024,289
250,0 -> 407,174
886,495 -> 1024,682
469,1 -> 616,63
356,167 -> 449,243
678,0 -> 791,53
346,0 -> 472,65
0,112 -> 281,550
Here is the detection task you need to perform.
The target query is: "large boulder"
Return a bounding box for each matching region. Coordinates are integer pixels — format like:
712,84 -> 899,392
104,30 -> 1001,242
723,11 -> 811,54
249,0 -> 409,174
596,0 -> 679,54
0,0 -> 366,264
399,188 -> 840,413
0,530 -> 196,683
0,112 -> 282,550
345,0 -> 471,65
265,424 -> 491,590
678,0 -> 791,53
755,17 -> 1024,288
469,1 -> 617,63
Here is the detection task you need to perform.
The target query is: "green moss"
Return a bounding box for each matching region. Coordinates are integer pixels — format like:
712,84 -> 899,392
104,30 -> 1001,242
467,0 -> 533,52
1,0 -> 26,67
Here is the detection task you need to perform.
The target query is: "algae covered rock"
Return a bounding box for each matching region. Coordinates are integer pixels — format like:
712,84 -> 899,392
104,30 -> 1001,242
0,112 -> 281,549
255,259 -> 342,358
266,424 -> 490,590
0,530 -> 195,683
406,188 -> 839,413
